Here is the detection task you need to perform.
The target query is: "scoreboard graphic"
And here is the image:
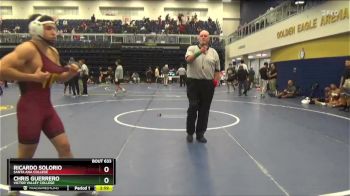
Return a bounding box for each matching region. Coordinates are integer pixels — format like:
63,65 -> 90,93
7,158 -> 115,192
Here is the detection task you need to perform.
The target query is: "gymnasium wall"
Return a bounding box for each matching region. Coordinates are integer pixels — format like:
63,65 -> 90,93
222,1 -> 240,36
271,33 -> 349,62
275,56 -> 349,97
272,33 -> 349,96
225,0 -> 349,96
239,0 -> 284,25
226,0 -> 349,58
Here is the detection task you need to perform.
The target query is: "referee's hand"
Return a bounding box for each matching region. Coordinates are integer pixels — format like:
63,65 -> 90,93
213,79 -> 219,87
200,46 -> 208,54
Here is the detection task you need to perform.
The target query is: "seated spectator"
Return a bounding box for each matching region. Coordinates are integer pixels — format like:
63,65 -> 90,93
131,72 -> 140,84
277,80 -> 296,98
308,84 -> 345,107
327,84 -> 345,107
124,71 -> 131,83
312,86 -> 330,106
340,91 -> 350,111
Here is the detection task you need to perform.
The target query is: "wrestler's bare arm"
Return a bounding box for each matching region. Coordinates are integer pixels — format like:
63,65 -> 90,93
0,42 -> 50,83
48,46 -> 79,82
55,63 -> 79,82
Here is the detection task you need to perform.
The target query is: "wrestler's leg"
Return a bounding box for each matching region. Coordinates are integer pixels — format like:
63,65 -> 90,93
50,133 -> 73,158
17,101 -> 42,158
44,107 -> 73,158
17,143 -> 38,158
7,143 -> 34,196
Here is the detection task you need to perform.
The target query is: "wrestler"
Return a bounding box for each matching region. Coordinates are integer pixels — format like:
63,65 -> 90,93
0,14 -> 79,159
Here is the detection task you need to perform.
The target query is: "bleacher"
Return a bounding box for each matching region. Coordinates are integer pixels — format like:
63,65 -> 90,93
0,38 -> 225,81
1,18 -> 220,35
0,17 -> 224,80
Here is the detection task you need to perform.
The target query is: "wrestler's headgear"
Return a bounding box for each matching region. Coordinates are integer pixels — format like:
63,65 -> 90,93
28,15 -> 56,44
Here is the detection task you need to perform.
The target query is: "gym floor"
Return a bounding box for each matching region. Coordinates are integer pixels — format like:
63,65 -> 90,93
0,82 -> 349,196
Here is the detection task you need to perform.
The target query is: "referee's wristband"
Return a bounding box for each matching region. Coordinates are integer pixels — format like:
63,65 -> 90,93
194,51 -> 201,58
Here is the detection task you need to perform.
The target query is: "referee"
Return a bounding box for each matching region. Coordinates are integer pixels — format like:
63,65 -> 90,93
185,30 -> 221,143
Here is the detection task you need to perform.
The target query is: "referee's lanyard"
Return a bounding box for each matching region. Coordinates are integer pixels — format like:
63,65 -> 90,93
198,45 -> 208,70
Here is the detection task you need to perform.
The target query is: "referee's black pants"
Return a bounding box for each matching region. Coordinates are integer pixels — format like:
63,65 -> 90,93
82,75 -> 88,95
186,78 -> 215,137
72,76 -> 80,96
179,75 -> 186,87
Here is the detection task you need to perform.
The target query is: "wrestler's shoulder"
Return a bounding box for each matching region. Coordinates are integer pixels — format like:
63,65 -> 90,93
14,42 -> 37,55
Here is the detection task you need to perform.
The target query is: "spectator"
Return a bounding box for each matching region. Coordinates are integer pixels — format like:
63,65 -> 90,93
106,66 -> 114,84
131,72 -> 140,84
114,60 -> 126,95
145,67 -> 153,83
326,84 -> 344,107
339,60 -> 350,111
259,62 -> 269,98
226,63 -> 236,92
277,80 -> 296,98
2,17 -> 221,35
239,59 -> 248,71
237,65 -> 248,96
165,14 -> 170,23
177,65 -> 186,87
79,59 -> 89,96
98,66 -> 104,83
69,57 -> 80,97
13,24 -> 20,33
311,86 -> 330,106
268,63 -> 277,96
91,14 -> 96,23
248,67 -> 255,89
154,66 -> 160,83
339,60 -> 350,89
162,64 -> 169,86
